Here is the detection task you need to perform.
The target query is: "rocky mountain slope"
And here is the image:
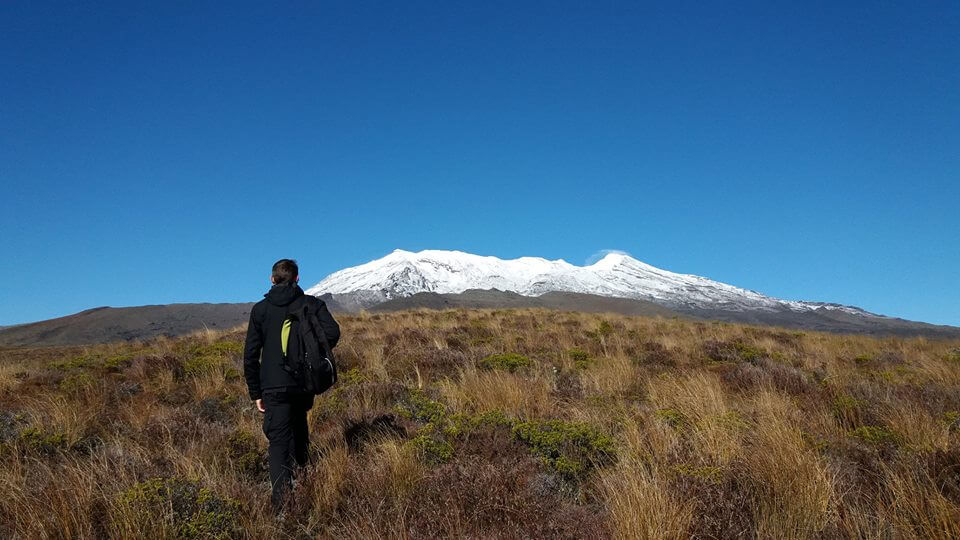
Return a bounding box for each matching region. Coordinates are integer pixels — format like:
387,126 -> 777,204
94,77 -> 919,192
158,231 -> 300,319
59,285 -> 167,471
307,249 -> 959,338
307,249 -> 870,315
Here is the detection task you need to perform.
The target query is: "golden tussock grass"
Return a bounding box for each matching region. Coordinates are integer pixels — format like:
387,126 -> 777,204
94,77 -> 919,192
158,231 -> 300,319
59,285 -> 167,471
0,308 -> 958,538
437,364 -> 554,419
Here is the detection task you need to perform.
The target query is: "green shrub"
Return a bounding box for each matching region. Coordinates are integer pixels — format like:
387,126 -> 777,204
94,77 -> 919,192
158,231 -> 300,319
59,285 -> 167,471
849,425 -> 899,446
512,419 -> 615,478
832,394 -> 865,420
227,430 -> 263,477
443,410 -> 515,438
655,408 -> 687,429
183,355 -> 224,377
312,388 -> 347,422
717,410 -> 748,429
597,321 -> 614,337
59,371 -> 94,392
568,348 -> 591,369
102,354 -> 134,372
396,390 -> 447,425
114,477 -> 241,539
733,342 -> 764,363
409,433 -> 454,464
339,367 -> 368,385
51,356 -> 95,371
18,426 -> 68,454
853,354 -> 874,366
190,341 -> 244,357
478,353 -> 530,372
703,340 -> 765,364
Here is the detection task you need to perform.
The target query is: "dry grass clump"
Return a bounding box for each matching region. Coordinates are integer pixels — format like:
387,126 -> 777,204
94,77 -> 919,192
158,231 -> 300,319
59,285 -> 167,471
744,391 -> 836,538
1,308 -> 959,538
437,364 -> 553,419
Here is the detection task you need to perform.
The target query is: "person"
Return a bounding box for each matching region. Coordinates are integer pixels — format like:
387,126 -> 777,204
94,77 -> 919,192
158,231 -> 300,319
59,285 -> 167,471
243,258 -> 340,510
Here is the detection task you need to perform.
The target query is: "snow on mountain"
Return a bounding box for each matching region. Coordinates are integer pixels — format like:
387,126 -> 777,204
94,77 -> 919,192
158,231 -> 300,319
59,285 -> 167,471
305,249 -> 875,316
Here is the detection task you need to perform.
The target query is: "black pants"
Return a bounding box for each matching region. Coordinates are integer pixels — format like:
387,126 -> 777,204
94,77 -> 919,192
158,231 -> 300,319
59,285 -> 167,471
262,389 -> 314,508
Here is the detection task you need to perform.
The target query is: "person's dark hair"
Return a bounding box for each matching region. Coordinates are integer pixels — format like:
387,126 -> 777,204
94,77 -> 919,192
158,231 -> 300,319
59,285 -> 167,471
271,259 -> 299,284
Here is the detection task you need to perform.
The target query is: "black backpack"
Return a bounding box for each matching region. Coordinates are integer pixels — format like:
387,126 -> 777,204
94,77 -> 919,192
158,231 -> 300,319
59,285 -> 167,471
281,302 -> 338,395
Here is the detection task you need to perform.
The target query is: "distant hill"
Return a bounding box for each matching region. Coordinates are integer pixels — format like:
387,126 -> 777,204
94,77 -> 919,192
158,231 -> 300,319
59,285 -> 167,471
0,296 -> 350,348
0,304 -> 254,347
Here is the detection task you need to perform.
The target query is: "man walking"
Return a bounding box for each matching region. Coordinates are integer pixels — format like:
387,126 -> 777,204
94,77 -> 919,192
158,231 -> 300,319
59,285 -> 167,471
243,258 -> 340,510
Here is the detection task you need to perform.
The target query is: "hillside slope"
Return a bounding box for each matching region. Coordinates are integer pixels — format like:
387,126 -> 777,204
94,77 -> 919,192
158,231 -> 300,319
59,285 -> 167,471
0,303 -> 254,347
2,309 -> 958,538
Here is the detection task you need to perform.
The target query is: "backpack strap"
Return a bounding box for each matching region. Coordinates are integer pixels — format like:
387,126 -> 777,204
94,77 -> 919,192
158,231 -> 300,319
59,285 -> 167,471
301,301 -> 334,359
278,300 -> 299,373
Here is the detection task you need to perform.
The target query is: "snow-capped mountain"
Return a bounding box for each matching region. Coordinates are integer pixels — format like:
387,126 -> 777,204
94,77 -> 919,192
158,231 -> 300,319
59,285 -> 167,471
305,249 -> 876,317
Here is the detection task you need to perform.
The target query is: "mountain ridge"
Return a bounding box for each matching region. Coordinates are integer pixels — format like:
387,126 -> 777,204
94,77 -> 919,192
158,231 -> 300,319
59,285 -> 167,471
3,249 -> 957,347
306,249 -> 876,317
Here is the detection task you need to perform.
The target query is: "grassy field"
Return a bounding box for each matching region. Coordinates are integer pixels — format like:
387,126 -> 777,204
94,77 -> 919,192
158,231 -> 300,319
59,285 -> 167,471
1,308 -> 959,539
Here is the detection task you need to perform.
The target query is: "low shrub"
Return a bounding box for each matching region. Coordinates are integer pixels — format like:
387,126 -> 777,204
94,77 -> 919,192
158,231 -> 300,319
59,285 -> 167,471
478,353 -> 530,372
409,433 -> 454,464
17,426 -> 68,454
655,408 -> 688,429
849,425 -> 899,446
58,371 -> 94,392
943,411 -> 960,431
339,367 -> 368,385
703,340 -> 766,364
632,341 -> 675,367
227,430 -> 265,478
113,477 -> 241,539
512,419 -> 615,478
194,396 -> 236,424
567,348 -> 591,369
853,354 -> 874,366
51,356 -> 95,371
395,389 -> 447,425
182,355 -> 224,377
443,410 -> 514,438
102,354 -> 134,372
832,394 -> 866,427
597,321 -> 614,337
190,341 -> 244,357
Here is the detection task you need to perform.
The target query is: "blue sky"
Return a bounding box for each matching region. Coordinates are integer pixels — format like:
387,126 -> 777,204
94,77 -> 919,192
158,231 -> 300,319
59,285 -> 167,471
1,1 -> 958,326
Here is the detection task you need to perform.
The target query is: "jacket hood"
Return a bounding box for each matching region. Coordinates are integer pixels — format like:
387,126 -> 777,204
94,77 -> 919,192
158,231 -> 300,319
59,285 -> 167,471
264,282 -> 305,307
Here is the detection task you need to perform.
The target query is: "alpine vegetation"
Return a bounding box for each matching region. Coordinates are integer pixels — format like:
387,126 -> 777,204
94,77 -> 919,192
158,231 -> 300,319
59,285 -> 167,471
1,308 -> 959,538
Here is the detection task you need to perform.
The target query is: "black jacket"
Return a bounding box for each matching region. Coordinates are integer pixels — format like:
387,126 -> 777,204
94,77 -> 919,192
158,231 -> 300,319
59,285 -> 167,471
243,282 -> 341,400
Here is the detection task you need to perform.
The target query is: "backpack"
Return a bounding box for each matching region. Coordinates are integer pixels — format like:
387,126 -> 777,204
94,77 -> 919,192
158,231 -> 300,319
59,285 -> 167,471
280,301 -> 338,395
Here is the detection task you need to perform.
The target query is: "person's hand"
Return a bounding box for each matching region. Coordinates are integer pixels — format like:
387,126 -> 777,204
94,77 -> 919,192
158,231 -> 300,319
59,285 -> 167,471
255,399 -> 265,413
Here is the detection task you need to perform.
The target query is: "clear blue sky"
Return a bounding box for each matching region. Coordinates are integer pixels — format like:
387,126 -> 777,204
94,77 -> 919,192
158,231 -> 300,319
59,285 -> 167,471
1,1 -> 958,327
